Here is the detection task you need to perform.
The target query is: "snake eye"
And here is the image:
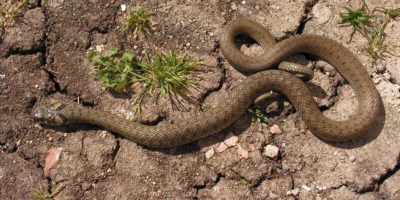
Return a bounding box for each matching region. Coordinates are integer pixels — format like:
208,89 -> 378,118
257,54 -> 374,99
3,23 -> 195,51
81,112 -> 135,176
54,115 -> 64,125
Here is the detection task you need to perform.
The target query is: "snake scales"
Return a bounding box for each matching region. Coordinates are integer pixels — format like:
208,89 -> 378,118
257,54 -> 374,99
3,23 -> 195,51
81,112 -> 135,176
33,18 -> 382,148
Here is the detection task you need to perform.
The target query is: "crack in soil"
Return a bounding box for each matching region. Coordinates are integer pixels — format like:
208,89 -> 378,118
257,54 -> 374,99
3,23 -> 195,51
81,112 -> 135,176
296,0 -> 319,35
4,45 -> 45,58
357,153 -> 400,193
110,138 -> 120,162
199,55 -> 226,112
194,172 -> 225,198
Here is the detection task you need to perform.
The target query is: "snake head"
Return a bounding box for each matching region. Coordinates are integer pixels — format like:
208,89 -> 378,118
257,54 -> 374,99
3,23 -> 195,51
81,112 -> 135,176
33,102 -> 67,126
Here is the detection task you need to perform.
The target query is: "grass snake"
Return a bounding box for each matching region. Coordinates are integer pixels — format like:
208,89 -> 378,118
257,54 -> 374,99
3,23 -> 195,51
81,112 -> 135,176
33,19 -> 382,148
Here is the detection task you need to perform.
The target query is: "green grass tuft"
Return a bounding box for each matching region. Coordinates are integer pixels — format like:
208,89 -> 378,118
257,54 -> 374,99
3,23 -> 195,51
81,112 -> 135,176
124,7 -> 156,39
339,0 -> 373,41
247,105 -> 269,123
374,7 -> 400,19
88,48 -> 202,114
133,50 -> 202,113
340,0 -> 399,62
33,184 -> 65,200
0,0 -> 28,28
33,188 -> 52,200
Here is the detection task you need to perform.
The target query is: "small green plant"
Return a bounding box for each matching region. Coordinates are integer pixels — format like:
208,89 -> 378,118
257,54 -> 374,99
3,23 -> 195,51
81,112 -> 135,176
88,48 -> 202,113
374,7 -> 400,19
134,50 -> 202,113
33,184 -> 65,200
339,1 -> 399,62
247,105 -> 269,123
339,0 -> 373,41
0,0 -> 28,27
124,7 -> 156,39
364,22 -> 389,60
239,178 -> 257,188
88,49 -> 141,92
33,188 -> 52,200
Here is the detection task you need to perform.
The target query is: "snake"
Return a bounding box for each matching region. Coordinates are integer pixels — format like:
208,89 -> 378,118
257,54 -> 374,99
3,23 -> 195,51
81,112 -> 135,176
32,18 -> 382,148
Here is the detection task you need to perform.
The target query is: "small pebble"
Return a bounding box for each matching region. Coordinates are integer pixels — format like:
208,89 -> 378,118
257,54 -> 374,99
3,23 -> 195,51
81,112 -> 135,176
383,72 -> 391,81
373,77 -> 381,84
231,2 -> 237,11
237,144 -> 249,159
215,142 -> 228,153
269,124 -> 283,134
302,185 -> 312,191
224,133 -> 239,147
205,148 -> 215,159
120,4 -> 127,12
349,156 -> 356,162
44,147 -> 63,177
269,192 -> 278,199
286,188 -> 300,196
95,44 -> 105,52
0,168 -> 4,179
376,64 -> 386,73
264,144 -> 279,158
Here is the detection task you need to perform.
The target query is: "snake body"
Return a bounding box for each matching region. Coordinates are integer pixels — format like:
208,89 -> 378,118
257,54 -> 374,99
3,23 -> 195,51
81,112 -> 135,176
33,19 -> 382,148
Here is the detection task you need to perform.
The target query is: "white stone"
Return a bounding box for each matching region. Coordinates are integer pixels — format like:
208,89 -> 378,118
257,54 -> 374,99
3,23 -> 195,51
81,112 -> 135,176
205,148 -> 215,159
264,145 -> 279,158
121,4 -> 127,12
302,185 -> 312,191
224,133 -> 239,147
215,142 -> 228,153
349,156 -> 356,162
270,124 -> 283,134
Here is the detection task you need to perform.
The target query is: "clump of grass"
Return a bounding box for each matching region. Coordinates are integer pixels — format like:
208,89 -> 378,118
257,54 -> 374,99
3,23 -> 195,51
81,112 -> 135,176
33,184 -> 65,200
339,0 -> 399,62
134,50 -> 202,113
124,7 -> 156,39
88,48 -> 202,114
88,49 -> 141,92
239,178 -> 257,188
33,187 -> 52,200
0,0 -> 28,27
374,7 -> 400,19
339,0 -> 373,41
247,105 -> 269,123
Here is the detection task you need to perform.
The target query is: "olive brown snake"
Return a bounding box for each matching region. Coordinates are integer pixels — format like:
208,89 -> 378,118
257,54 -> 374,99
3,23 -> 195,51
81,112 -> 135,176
33,18 -> 382,148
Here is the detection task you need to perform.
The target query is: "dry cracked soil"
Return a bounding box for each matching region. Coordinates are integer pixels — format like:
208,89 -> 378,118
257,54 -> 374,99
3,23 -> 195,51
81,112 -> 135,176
1,0 -> 400,199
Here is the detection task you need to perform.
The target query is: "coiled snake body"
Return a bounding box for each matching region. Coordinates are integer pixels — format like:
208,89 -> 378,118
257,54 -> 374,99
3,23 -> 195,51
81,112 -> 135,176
33,19 -> 382,148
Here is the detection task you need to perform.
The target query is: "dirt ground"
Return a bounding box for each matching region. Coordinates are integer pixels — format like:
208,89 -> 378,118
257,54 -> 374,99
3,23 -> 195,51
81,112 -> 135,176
1,0 -> 399,199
